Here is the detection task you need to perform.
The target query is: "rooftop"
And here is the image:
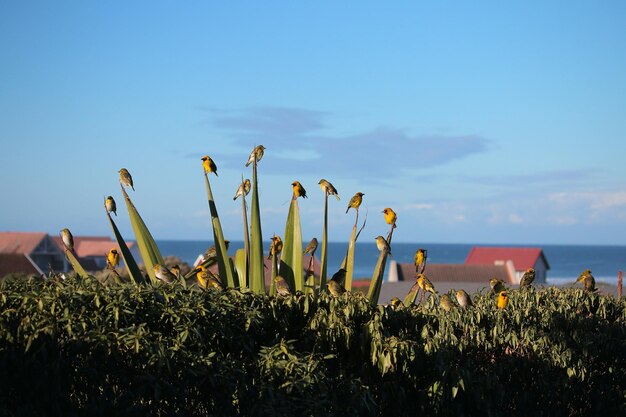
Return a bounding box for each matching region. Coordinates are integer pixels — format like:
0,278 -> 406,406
465,247 -> 550,270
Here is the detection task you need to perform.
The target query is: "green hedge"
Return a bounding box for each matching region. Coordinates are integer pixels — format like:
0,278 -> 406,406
0,276 -> 624,416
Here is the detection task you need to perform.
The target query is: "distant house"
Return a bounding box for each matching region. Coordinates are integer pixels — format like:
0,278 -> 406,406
0,232 -> 65,273
389,261 -> 511,285
465,247 -> 549,284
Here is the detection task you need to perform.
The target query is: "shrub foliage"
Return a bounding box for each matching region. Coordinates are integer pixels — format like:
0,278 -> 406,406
0,276 -> 625,416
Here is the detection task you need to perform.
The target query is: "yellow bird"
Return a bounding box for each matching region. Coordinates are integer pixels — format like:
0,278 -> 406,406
118,168 -> 134,191
246,145 -> 266,167
196,265 -> 209,288
375,235 -> 392,256
382,208 -> 397,226
519,268 -> 535,288
440,294 -> 453,312
327,279 -> 346,296
269,235 -> 283,259
153,264 -> 175,284
105,196 -> 117,216
414,248 -> 427,273
106,248 -> 119,269
576,269 -> 596,292
456,289 -> 473,308
497,291 -> 509,309
291,181 -> 307,199
345,192 -> 364,214
390,297 -> 403,308
490,278 -> 506,294
318,179 -> 340,200
233,179 -> 251,200
273,275 -> 291,296
303,237 -> 318,255
201,155 -> 218,176
60,228 -> 74,251
417,273 -> 437,294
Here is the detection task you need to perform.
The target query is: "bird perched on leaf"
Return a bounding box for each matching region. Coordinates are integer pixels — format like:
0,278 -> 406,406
576,269 -> 596,292
346,192 -> 364,214
291,181 -> 307,199
456,289 -> 473,308
274,275 -> 291,296
327,279 -> 346,296
331,268 -> 347,285
204,240 -> 230,261
269,235 -> 283,259
60,228 -> 74,252
417,273 -> 437,294
119,168 -> 134,191
246,145 -> 266,167
382,208 -> 397,227
233,179 -> 251,200
519,268 -> 535,288
153,264 -> 175,284
318,179 -> 340,200
440,294 -> 453,312
106,249 -> 119,269
196,265 -> 223,289
303,237 -> 318,255
490,278 -> 506,294
170,264 -> 181,278
390,297 -> 403,309
414,248 -> 427,273
497,291 -> 509,309
201,155 -> 218,176
375,235 -> 392,256
105,196 -> 117,216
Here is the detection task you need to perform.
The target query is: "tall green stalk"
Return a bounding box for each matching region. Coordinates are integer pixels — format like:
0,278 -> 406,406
249,162 -> 265,294
240,177 -> 250,289
367,222 -> 396,304
121,186 -> 163,285
280,198 -> 303,292
319,192 -> 329,291
203,171 -> 235,288
105,210 -> 144,285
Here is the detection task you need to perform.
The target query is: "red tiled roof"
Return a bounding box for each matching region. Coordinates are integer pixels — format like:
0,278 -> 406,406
52,236 -> 134,258
394,262 -> 513,284
0,232 -> 48,254
0,253 -> 42,276
465,247 -> 550,270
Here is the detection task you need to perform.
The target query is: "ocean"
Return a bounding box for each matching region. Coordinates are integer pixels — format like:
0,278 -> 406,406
151,240 -> 626,285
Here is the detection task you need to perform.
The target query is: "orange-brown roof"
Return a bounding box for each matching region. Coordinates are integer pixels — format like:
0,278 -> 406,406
52,236 -> 134,257
465,247 -> 550,270
0,232 -> 48,254
395,262 -> 513,284
0,253 -> 42,276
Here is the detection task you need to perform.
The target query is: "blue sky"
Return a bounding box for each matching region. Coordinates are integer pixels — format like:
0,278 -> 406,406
1,1 -> 625,245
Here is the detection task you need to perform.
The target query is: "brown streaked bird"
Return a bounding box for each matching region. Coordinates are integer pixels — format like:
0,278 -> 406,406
375,235 -> 392,256
345,192 -> 364,214
60,228 -> 74,251
118,168 -> 134,191
414,248 -> 427,273
269,235 -> 283,260
153,264 -> 175,284
105,196 -> 117,216
318,179 -> 340,200
490,278 -> 506,294
330,268 -> 347,285
291,181 -> 307,199
382,207 -> 397,226
519,268 -> 535,288
170,264 -> 181,278
327,279 -> 346,296
576,269 -> 596,292
440,294 -> 453,312
456,289 -> 473,308
204,240 -> 230,261
233,179 -> 251,200
245,145 -> 266,167
106,248 -> 119,270
201,155 -> 218,176
274,275 -> 291,296
303,237 -> 318,255
497,291 -> 509,309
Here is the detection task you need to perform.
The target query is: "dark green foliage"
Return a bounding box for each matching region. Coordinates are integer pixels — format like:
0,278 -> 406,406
0,277 -> 625,416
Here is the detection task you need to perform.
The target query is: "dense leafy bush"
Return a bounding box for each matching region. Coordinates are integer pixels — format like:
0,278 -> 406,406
0,277 -> 624,416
